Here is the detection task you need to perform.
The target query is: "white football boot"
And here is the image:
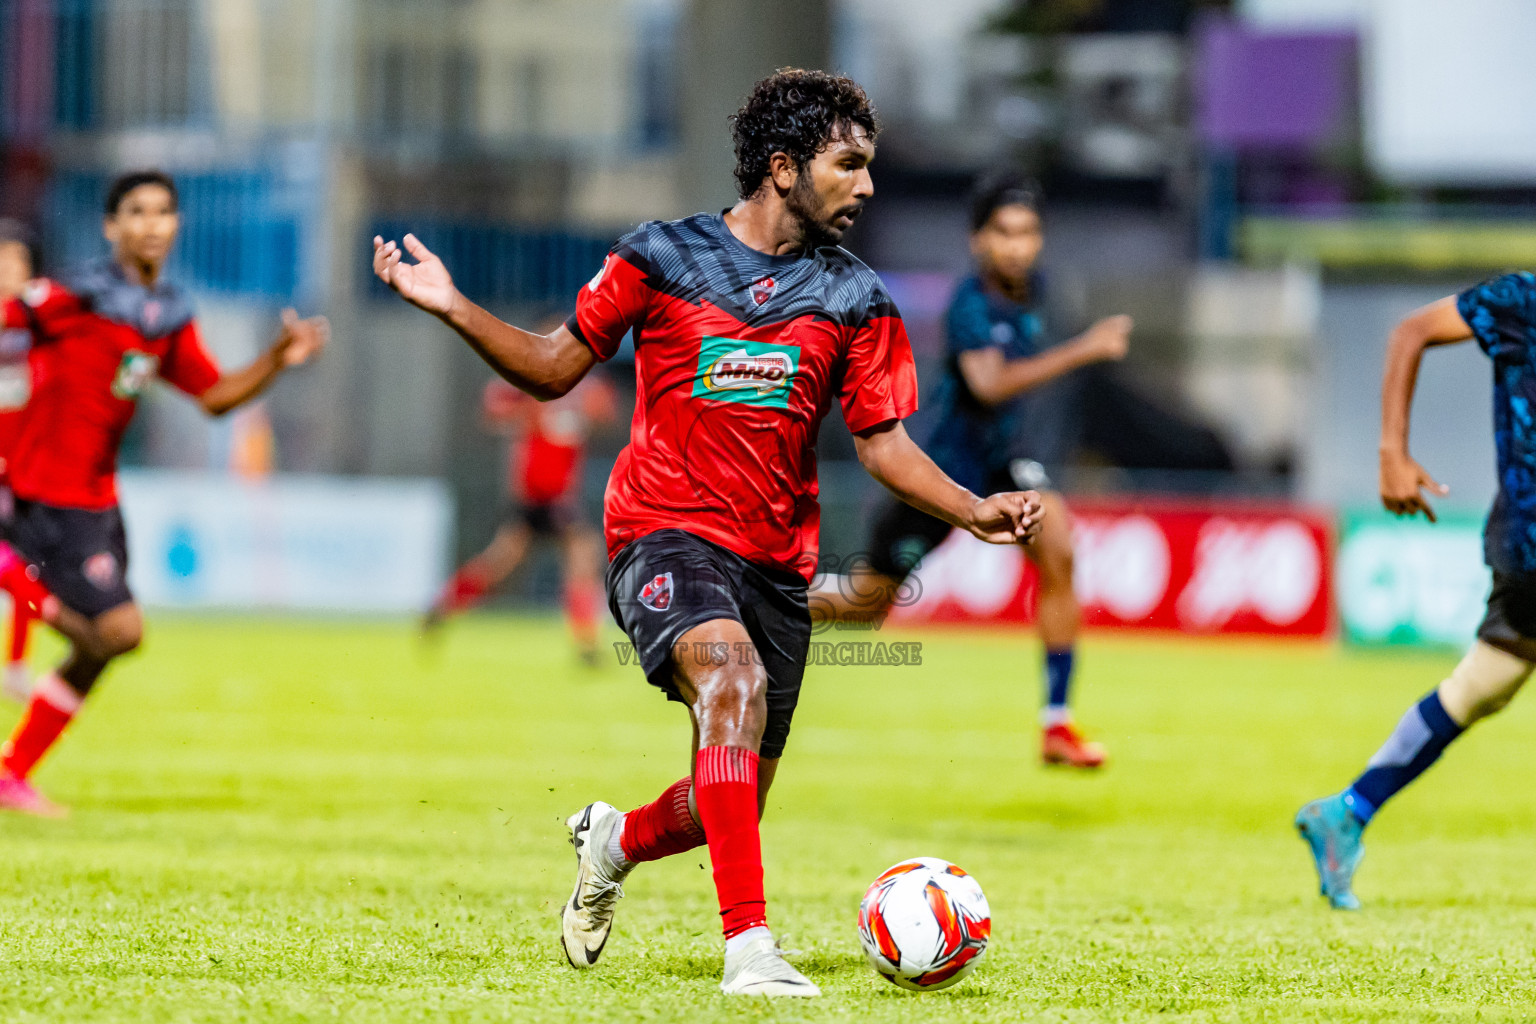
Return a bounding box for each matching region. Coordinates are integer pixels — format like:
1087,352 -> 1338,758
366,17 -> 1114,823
720,935 -> 821,996
560,801 -> 630,968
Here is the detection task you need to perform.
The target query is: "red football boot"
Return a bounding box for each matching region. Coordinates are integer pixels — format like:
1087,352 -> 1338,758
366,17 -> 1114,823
0,772 -> 66,817
1042,722 -> 1107,768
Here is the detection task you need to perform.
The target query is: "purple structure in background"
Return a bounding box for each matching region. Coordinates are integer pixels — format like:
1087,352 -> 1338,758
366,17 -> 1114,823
1194,16 -> 1357,151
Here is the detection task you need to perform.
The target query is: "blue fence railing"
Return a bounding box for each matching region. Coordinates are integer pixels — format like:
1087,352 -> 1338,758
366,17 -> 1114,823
0,0 -> 211,138
44,169 -> 301,300
367,219 -> 616,308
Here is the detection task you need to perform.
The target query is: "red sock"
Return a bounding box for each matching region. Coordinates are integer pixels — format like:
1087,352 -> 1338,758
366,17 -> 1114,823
694,746 -> 767,939
8,600 -> 34,664
437,565 -> 492,614
2,674 -> 80,779
619,776 -> 706,863
565,577 -> 599,648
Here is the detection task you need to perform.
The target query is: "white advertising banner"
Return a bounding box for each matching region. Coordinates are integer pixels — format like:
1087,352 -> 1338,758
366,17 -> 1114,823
1365,0 -> 1536,184
116,471 -> 452,612
1336,509 -> 1489,646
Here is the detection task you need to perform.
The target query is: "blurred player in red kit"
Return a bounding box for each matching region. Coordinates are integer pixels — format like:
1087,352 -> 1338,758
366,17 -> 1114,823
0,170 -> 329,816
425,359 -> 617,662
0,219 -> 49,703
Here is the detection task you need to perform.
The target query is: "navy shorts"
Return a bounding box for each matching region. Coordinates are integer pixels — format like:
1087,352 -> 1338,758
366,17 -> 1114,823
1478,573 -> 1536,661
864,458 -> 1051,580
7,498 -> 133,619
606,529 -> 811,760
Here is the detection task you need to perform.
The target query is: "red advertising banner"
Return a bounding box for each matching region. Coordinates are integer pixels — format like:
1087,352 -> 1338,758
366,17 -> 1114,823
885,498 -> 1334,637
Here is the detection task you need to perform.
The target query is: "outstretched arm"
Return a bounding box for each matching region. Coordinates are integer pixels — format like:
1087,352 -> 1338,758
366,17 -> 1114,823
373,233 -> 594,400
959,314 -> 1131,407
200,309 -> 329,416
853,419 -> 1041,544
1379,296 -> 1475,522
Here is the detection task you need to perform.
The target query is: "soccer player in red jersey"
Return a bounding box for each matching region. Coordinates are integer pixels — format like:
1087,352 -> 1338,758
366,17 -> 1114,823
374,70 -> 1042,996
0,170 -> 329,816
425,365 -> 616,661
0,219 -> 46,702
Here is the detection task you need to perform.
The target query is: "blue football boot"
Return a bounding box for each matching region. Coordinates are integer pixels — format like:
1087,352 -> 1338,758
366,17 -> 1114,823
1295,794 -> 1365,910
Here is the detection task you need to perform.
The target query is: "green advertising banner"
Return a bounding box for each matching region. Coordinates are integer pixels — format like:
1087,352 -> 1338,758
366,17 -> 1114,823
1336,508 -> 1490,647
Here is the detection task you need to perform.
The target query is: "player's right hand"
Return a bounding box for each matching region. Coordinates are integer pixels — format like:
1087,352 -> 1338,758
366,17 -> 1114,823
966,490 -> 1044,545
373,233 -> 457,317
1380,449 -> 1448,522
1078,314 -> 1133,363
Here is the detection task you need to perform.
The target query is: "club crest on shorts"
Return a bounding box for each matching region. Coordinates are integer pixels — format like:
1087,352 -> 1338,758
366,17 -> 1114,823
638,572 -> 673,611
83,551 -> 119,590
750,276 -> 777,305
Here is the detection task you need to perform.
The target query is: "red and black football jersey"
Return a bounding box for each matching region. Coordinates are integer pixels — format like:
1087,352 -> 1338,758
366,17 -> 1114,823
3,261 -> 221,510
567,212 -> 917,581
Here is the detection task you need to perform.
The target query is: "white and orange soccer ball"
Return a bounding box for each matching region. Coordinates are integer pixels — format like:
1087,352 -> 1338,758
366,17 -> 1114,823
858,857 -> 991,991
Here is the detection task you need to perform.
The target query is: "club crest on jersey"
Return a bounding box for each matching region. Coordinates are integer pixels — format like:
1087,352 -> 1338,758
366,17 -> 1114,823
111,350 -> 160,400
83,552 -> 119,590
750,276 -> 777,305
639,572 -> 673,611
691,336 -> 800,409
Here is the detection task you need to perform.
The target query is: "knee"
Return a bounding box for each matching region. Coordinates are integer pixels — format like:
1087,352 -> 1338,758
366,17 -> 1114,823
92,618 -> 143,660
1036,536 -> 1074,587
696,664 -> 768,741
1440,641 -> 1533,726
716,664 -> 768,713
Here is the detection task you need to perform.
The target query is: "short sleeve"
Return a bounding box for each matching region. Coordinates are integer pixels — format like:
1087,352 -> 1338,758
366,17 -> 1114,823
159,320 -> 221,397
565,225 -> 653,361
0,297 -> 28,332
1457,272 -> 1536,360
944,282 -> 997,355
839,287 -> 919,434
15,278 -> 79,340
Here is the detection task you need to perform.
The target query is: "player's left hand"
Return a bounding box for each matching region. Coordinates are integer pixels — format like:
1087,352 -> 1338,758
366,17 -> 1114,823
966,490 -> 1043,545
273,308 -> 330,368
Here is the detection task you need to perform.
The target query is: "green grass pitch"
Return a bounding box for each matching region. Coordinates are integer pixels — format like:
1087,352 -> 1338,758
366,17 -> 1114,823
1,616 -> 1534,1022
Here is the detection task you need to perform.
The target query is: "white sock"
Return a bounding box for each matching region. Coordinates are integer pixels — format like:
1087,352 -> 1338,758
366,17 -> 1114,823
1042,705 -> 1072,727
604,813 -> 635,874
725,925 -> 773,956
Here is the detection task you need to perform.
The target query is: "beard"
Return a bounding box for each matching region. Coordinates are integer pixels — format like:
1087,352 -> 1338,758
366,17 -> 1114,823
786,174 -> 861,250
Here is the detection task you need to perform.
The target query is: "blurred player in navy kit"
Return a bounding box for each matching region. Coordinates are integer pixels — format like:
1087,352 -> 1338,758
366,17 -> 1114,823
1299,272 -> 1536,909
813,171 -> 1132,768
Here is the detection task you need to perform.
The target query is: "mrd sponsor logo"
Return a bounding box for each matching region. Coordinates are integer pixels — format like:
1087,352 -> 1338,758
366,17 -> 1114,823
1177,519 -> 1321,628
703,350 -> 793,395
692,336 -> 800,408
1072,514 -> 1171,621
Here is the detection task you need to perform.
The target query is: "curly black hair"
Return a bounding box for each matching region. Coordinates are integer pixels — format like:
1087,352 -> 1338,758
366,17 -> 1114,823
968,169 -> 1041,233
730,69 -> 880,200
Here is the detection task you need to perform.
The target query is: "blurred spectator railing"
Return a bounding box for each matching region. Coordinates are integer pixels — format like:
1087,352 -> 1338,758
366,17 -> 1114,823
366,219 -> 613,309
44,167 -> 301,298
0,0 -> 211,138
